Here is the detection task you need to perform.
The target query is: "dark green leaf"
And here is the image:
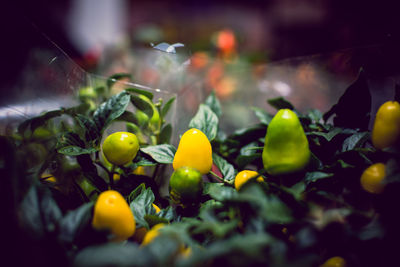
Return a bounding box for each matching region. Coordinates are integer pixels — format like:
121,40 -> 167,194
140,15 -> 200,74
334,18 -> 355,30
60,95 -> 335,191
358,217 -> 384,241
341,132 -> 370,152
161,96 -> 176,118
93,91 -> 131,133
267,97 -> 294,110
159,123 -> 172,144
336,159 -> 355,169
260,194 -> 293,224
307,127 -> 346,142
236,142 -> 262,168
156,206 -> 177,222
252,107 -> 273,125
77,154 -> 108,192
19,185 -> 62,238
144,214 -> 169,228
304,172 -> 334,184
129,186 -> 156,228
283,182 -> 306,200
58,146 -> 97,156
106,73 -> 132,89
125,87 -> 154,100
189,104 -> 219,141
75,114 -> 100,142
307,109 -> 323,123
132,153 -> 157,167
58,202 -> 93,245
128,183 -> 146,203
140,144 -> 176,164
204,182 -> 238,201
116,111 -> 139,124
57,132 -> 85,148
205,91 -> 222,117
131,94 -> 154,118
74,242 -> 153,267
323,68 -> 371,130
212,153 -> 236,184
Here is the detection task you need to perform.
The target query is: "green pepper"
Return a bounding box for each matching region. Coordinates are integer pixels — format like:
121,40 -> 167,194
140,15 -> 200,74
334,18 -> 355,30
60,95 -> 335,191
262,109 -> 310,175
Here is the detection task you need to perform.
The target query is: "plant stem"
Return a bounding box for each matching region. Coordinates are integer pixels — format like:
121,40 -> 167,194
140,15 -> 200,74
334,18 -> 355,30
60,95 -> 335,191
210,171 -> 231,186
109,164 -> 116,189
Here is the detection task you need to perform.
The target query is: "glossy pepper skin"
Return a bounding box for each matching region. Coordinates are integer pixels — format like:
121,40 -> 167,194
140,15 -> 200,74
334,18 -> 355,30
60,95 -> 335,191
360,163 -> 386,194
262,109 -> 310,175
92,190 -> 136,242
173,128 -> 213,174
371,101 -> 400,150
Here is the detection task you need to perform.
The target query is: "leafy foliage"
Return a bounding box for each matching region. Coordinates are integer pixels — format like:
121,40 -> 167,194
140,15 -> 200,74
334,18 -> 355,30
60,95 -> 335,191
4,70 -> 400,267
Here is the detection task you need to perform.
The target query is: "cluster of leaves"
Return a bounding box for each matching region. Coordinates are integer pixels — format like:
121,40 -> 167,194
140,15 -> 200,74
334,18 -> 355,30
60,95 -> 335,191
1,69 -> 400,267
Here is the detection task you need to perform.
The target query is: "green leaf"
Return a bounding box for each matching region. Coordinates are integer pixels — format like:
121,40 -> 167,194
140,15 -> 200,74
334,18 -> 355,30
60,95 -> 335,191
140,144 -> 176,164
144,214 -> 169,228
58,202 -> 93,245
283,182 -> 306,201
19,185 -> 62,239
236,141 -> 262,168
161,96 -> 176,118
77,154 -> 108,192
306,109 -> 323,123
159,123 -> 172,144
307,127 -> 345,142
93,91 -> 131,133
106,73 -> 132,89
336,159 -> 355,169
75,114 -> 100,142
57,132 -> 85,147
128,183 -> 146,203
204,182 -> 238,201
18,109 -> 64,135
129,186 -> 156,228
74,242 -> 153,267
116,111 -> 139,124
267,97 -> 294,110
205,91 -> 222,117
189,104 -> 219,141
156,206 -> 177,222
252,107 -> 273,125
212,153 -> 236,184
323,68 -> 371,130
58,146 -> 98,156
261,194 -> 293,224
125,87 -> 154,100
131,94 -> 154,118
341,132 -> 370,152
304,172 -> 334,184
132,153 -> 157,167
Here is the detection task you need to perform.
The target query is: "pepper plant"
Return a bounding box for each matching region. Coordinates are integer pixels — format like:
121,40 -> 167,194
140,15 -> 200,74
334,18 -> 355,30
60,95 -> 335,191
1,68 -> 400,267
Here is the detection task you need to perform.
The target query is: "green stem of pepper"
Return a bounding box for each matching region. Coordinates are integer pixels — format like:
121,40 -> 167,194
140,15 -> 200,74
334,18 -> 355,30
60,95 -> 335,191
109,164 -> 116,189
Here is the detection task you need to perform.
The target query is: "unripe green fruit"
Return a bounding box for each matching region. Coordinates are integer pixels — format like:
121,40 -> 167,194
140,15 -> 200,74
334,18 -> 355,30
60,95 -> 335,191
262,109 -> 310,175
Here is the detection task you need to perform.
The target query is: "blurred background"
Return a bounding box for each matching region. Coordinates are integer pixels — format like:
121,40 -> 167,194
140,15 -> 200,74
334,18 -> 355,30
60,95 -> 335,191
1,0 -> 400,134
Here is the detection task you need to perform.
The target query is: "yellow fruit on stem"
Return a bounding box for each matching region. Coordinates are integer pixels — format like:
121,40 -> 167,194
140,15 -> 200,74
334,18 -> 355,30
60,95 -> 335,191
320,256 -> 346,267
234,170 -> 264,190
173,128 -> 212,174
92,190 -> 136,242
141,223 -> 165,246
360,163 -> 386,194
102,132 -> 139,166
371,101 -> 400,150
